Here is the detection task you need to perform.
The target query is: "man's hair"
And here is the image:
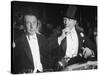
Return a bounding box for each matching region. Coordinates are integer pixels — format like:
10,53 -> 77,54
23,12 -> 42,34
23,8 -> 39,23
23,11 -> 38,28
24,12 -> 38,22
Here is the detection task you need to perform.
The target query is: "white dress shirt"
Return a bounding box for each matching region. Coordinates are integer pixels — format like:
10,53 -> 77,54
66,27 -> 79,58
26,34 -> 43,73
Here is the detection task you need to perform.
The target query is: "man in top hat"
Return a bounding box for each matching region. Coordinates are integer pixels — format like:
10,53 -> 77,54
58,5 -> 97,65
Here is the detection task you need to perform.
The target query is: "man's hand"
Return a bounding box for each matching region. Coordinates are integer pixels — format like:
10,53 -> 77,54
82,47 -> 95,58
12,41 -> 16,48
58,28 -> 67,45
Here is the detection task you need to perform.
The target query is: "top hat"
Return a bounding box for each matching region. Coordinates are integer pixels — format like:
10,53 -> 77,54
64,5 -> 77,20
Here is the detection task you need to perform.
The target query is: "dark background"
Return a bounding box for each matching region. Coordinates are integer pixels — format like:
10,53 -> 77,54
12,1 -> 97,43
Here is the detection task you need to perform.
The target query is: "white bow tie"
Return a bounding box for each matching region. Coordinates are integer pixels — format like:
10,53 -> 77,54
28,35 -> 37,40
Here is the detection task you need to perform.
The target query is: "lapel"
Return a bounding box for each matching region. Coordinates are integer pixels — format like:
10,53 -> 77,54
61,28 -> 82,54
22,34 -> 34,65
61,37 -> 66,55
60,27 -> 84,56
75,28 -> 84,54
36,33 -> 45,56
23,33 -> 45,66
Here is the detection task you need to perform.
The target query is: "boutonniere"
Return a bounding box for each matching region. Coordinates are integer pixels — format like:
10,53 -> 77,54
80,32 -> 85,43
80,32 -> 84,37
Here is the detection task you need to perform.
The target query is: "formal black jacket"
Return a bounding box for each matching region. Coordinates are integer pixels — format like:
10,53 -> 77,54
12,33 -> 60,74
59,28 -> 97,65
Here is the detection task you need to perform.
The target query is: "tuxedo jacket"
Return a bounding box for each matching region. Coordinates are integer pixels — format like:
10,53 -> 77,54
60,27 -> 97,64
12,33 -> 60,74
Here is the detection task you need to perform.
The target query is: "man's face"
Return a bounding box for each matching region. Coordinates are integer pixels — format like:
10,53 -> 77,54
25,15 -> 38,35
64,17 -> 76,29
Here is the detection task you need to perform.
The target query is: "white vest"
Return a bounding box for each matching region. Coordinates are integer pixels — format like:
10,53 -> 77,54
66,27 -> 79,58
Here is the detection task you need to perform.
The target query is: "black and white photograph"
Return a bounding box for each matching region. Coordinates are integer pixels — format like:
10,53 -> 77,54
11,1 -> 97,74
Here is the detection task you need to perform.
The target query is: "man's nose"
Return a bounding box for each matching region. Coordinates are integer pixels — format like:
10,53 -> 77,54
65,20 -> 67,23
30,23 -> 33,28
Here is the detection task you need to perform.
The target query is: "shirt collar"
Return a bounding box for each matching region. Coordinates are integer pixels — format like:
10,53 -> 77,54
27,33 -> 37,40
68,27 -> 76,34
71,27 -> 76,33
